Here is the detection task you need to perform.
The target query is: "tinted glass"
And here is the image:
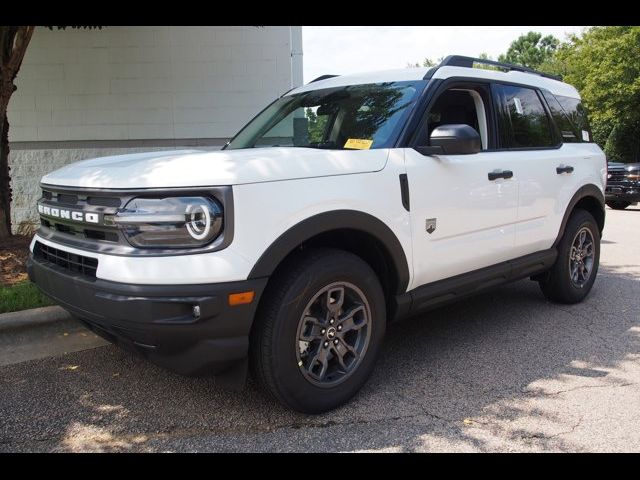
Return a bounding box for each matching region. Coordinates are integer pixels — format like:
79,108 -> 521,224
495,84 -> 555,148
226,81 -> 426,150
556,95 -> 592,142
541,90 -> 581,142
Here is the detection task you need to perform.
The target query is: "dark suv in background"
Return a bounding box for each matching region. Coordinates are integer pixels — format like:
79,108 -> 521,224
606,162 -> 640,210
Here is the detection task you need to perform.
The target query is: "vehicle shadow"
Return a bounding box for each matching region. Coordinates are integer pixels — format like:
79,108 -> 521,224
607,206 -> 640,212
0,264 -> 638,452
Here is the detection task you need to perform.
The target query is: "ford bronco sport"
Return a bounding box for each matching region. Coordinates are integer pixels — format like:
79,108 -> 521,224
28,55 -> 606,413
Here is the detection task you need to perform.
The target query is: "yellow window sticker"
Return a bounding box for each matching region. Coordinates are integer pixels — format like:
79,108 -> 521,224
344,138 -> 373,150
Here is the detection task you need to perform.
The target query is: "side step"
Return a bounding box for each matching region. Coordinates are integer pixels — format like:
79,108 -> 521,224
392,249 -> 557,320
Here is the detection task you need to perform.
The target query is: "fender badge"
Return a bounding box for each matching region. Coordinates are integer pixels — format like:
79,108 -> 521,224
426,218 -> 437,234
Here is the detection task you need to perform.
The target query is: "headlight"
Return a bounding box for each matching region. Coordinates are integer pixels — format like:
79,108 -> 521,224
110,196 -> 223,248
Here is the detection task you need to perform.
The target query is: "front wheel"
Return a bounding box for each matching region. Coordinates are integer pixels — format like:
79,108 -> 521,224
250,248 -> 386,413
539,209 -> 600,304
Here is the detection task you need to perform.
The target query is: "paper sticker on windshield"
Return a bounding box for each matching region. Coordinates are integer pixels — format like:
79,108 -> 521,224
344,138 -> 373,150
582,130 -> 590,142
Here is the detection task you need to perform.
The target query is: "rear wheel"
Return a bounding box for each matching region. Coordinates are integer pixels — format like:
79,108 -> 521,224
606,200 -> 631,210
250,248 -> 386,413
539,209 -> 600,304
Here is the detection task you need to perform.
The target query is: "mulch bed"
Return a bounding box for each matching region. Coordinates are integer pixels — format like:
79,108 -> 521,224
0,235 -> 33,286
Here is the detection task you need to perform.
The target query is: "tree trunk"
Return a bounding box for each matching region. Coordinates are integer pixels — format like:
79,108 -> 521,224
0,108 -> 11,238
0,26 -> 35,239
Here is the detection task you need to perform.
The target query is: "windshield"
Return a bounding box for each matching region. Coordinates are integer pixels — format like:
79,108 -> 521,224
226,81 -> 426,150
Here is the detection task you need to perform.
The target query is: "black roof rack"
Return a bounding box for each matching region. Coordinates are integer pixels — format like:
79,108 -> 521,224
309,74 -> 339,83
424,55 -> 562,81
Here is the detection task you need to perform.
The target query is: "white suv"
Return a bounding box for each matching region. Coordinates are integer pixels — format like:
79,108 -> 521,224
29,56 -> 606,413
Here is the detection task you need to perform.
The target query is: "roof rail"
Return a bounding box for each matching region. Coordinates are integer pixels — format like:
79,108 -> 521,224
309,74 -> 339,83
425,55 -> 562,81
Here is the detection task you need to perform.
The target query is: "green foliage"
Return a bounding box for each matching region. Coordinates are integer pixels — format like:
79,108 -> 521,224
407,57 -> 440,68
0,281 -> 53,313
305,107 -> 328,143
603,123 -> 638,163
474,52 -> 501,71
541,26 -> 640,162
408,54 -> 497,70
498,31 -> 559,69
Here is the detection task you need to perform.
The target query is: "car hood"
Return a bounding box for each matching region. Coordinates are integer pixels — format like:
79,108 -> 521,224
41,147 -> 389,189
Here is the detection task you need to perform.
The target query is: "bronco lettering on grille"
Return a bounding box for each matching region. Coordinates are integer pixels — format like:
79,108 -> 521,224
38,203 -> 100,224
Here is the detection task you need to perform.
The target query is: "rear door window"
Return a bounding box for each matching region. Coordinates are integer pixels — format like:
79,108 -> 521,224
494,84 -> 556,149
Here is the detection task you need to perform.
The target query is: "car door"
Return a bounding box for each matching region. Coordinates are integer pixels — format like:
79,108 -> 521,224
404,82 -> 518,290
491,84 -> 582,257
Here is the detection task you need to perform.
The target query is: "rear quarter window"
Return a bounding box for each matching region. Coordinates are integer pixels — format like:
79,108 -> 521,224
541,91 -> 592,143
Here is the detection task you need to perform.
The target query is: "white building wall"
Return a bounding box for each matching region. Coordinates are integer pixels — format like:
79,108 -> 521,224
9,25 -> 299,142
8,25 -> 303,234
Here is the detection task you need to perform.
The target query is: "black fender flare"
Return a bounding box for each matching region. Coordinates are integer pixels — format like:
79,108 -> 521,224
553,184 -> 605,247
247,210 -> 410,294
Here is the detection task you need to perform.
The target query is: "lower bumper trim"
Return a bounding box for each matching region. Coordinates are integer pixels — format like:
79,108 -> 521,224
28,254 -> 268,378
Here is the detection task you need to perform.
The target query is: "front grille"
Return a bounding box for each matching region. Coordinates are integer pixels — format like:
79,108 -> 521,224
87,196 -> 121,207
42,189 -> 121,208
608,170 -> 627,183
41,218 -> 119,243
57,193 -> 79,205
38,187 -> 123,246
34,241 -> 98,278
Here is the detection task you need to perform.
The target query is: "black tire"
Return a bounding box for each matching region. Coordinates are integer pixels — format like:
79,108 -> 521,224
606,200 -> 631,210
539,209 -> 600,304
250,248 -> 386,413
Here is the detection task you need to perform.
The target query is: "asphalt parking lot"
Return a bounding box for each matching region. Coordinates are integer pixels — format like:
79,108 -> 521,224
1,206 -> 639,452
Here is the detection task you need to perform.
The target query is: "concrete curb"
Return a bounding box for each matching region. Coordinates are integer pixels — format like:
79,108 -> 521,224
0,306 -> 72,332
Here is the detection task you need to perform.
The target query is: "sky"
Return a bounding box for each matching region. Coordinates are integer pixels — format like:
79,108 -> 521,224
302,26 -> 587,82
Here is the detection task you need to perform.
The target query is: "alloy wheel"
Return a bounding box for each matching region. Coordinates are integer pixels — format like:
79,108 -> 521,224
295,281 -> 372,387
568,226 -> 595,288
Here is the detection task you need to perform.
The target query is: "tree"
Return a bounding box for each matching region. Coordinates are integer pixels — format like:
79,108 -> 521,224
406,57 -> 440,68
498,31 -> 559,69
0,27 -> 34,239
542,26 -> 640,162
475,52 -> 501,71
305,107 -> 328,144
408,53 -> 496,70
0,26 -> 101,239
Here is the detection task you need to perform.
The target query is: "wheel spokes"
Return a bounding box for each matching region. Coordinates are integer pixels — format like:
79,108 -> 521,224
584,241 -> 594,258
296,281 -> 371,386
570,246 -> 578,261
338,304 -> 366,332
570,227 -> 596,287
325,286 -> 344,315
578,230 -> 587,249
299,315 -> 325,342
334,338 -> 358,372
307,344 -> 330,381
571,262 -> 580,283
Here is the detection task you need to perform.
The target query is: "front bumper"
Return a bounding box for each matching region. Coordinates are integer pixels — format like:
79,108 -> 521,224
605,185 -> 640,203
27,253 -> 268,379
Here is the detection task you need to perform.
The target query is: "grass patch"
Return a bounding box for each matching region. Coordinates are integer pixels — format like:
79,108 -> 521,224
0,281 -> 54,314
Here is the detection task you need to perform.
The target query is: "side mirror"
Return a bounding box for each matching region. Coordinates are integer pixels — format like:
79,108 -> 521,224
415,124 -> 481,156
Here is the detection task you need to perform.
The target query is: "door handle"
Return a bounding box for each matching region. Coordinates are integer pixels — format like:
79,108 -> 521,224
556,165 -> 574,174
488,170 -> 513,181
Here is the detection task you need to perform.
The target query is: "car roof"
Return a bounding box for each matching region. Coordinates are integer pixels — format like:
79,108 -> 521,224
288,65 -> 580,99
